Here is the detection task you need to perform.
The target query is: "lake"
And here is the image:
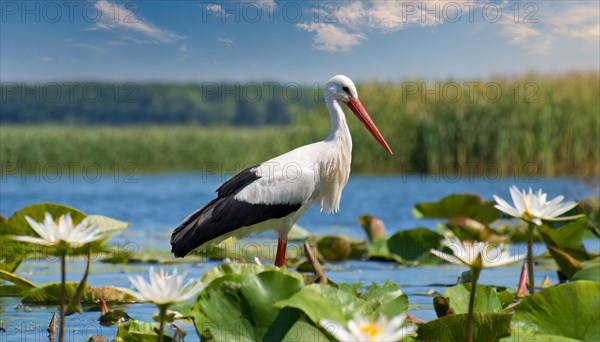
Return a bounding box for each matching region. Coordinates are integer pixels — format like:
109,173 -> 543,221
1,174 -> 598,341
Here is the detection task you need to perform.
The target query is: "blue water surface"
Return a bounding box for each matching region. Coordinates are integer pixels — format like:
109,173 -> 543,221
1,174 -> 598,341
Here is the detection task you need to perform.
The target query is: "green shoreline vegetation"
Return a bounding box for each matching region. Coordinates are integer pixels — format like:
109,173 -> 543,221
1,72 -> 598,176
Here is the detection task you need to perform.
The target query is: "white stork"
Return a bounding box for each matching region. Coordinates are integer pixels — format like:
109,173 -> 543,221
170,75 -> 393,266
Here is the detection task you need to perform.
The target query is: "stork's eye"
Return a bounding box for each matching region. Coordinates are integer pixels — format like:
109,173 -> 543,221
342,86 -> 350,94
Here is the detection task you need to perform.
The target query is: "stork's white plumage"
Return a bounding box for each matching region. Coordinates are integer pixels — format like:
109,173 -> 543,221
170,75 -> 393,266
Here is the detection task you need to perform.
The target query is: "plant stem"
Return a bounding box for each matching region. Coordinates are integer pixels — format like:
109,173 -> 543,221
466,267 -> 481,342
158,306 -> 167,342
70,245 -> 92,313
527,222 -> 535,294
59,252 -> 66,342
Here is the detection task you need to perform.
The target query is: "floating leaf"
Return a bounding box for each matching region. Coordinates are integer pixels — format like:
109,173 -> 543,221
2,203 -> 87,236
361,281 -> 409,319
337,282 -> 363,296
0,269 -> 36,290
0,284 -> 23,296
99,310 -> 132,326
367,238 -> 395,261
387,228 -> 443,264
21,282 -> 96,304
538,218 -> 588,252
1,203 -> 127,258
413,194 -> 500,224
192,270 -> 309,341
200,263 -> 303,284
416,313 -> 512,342
116,320 -> 170,342
572,259 -> 600,282
276,284 -> 363,324
537,218 -> 590,278
20,282 -> 134,304
86,215 -> 130,236
496,288 -> 516,308
93,286 -> 137,303
317,236 -> 352,261
509,281 -> 600,341
443,283 -> 502,314
448,217 -> 508,243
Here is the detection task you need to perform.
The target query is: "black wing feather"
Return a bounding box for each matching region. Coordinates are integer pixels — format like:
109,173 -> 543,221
170,166 -> 301,258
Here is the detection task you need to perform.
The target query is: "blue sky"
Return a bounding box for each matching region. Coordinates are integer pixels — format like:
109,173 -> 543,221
1,0 -> 598,83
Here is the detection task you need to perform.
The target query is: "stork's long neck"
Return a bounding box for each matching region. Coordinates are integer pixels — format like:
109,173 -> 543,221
325,98 -> 351,143
317,96 -> 352,214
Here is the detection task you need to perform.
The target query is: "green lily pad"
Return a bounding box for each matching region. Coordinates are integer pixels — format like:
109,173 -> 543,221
496,288 -> 516,308
443,284 -> 502,314
277,281 -> 408,324
337,282 -> 363,296
538,218 -> 588,252
276,283 -> 363,324
538,218 -> 590,278
509,281 -> 600,341
416,313 -> 512,342
99,309 -> 132,326
572,259 -> 600,282
191,270 -> 307,341
0,269 -> 36,290
21,281 -> 96,304
413,194 -> 500,224
361,281 -> 409,319
94,286 -> 137,303
367,238 -> 395,261
317,236 -> 352,261
2,204 -> 87,272
20,282 -> 135,304
87,215 -> 130,236
116,320 -> 171,342
2,203 -> 87,236
387,228 -> 443,264
0,284 -> 23,296
200,263 -> 303,284
1,203 -> 128,259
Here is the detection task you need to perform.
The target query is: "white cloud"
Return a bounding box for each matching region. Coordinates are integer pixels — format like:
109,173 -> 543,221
40,56 -> 52,62
499,17 -> 551,53
498,2 -> 599,54
295,22 -> 365,53
551,4 -> 600,38
93,0 -> 184,43
296,1 -> 476,52
218,37 -> 234,47
178,44 -> 190,61
78,43 -> 108,55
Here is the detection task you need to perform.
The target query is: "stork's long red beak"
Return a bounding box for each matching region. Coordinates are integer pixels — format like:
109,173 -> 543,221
346,99 -> 393,155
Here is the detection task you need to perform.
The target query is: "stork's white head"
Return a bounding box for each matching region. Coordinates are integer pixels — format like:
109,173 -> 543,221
325,75 -> 393,155
325,75 -> 358,103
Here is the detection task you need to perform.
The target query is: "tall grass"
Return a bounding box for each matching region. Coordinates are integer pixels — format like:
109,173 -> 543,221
1,72 -> 598,177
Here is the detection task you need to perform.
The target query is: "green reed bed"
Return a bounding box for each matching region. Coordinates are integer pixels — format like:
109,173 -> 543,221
1,72 -> 598,176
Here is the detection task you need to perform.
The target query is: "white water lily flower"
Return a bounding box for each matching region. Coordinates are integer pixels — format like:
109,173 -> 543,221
320,314 -> 416,342
11,213 -> 106,246
494,186 -> 578,225
430,236 -> 525,269
119,267 -> 205,306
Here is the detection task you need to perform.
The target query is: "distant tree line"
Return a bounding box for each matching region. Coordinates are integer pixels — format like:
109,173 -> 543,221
0,82 -> 318,125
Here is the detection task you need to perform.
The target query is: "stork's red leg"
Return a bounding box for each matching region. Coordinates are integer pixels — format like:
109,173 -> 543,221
274,234 -> 288,267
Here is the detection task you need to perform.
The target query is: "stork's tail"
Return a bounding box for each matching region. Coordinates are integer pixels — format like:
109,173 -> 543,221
170,199 -> 218,258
